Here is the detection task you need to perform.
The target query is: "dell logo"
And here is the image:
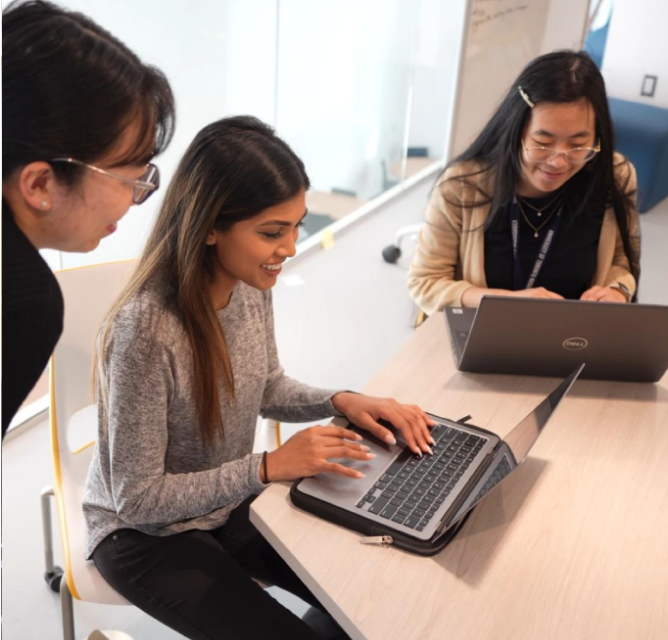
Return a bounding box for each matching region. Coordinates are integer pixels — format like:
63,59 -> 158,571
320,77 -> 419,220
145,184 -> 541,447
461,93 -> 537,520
563,337 -> 588,351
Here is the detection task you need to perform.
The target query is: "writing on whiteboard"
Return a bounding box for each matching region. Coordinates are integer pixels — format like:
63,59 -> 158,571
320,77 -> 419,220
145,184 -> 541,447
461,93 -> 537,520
471,0 -> 529,32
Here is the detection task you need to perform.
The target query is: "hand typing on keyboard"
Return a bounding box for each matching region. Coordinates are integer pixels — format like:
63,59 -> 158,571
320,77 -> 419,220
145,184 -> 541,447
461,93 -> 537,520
356,423 -> 487,532
265,425 -> 375,482
331,392 -> 436,456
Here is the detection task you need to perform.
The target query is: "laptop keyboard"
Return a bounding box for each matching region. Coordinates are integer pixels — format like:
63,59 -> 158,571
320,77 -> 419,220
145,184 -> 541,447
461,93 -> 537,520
472,454 -> 512,504
355,424 -> 487,533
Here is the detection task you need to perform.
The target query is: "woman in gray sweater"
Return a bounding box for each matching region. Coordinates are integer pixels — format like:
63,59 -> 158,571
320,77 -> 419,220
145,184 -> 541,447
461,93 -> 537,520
84,116 -> 435,640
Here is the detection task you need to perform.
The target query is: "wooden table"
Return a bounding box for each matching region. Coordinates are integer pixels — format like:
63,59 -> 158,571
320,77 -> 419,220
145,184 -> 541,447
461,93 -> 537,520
250,313 -> 668,640
390,157 -> 439,180
306,190 -> 368,220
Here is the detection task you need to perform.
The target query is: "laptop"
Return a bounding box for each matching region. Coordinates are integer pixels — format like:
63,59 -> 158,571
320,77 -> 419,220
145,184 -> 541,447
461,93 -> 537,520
446,296 -> 668,382
290,365 -> 583,555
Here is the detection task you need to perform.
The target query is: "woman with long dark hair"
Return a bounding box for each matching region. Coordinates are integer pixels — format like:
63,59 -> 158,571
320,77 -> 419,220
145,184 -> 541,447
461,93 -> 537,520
2,0 -> 175,435
408,50 -> 640,313
84,116 -> 435,639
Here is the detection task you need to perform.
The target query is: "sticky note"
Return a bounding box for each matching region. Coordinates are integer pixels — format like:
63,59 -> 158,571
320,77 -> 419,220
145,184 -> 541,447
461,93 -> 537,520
320,228 -> 335,250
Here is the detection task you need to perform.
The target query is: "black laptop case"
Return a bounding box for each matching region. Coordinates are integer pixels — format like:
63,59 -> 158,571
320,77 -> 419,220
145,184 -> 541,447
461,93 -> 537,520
290,416 -> 498,556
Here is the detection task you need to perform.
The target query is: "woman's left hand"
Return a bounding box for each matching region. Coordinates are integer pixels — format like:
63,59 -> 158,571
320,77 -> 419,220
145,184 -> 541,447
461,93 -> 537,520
331,392 -> 436,456
580,286 -> 627,303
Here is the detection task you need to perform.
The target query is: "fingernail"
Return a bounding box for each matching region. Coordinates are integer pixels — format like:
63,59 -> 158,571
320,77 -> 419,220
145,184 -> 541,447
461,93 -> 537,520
354,433 -> 363,441
360,445 -> 370,451
366,453 -> 376,460
415,450 -> 422,459
356,472 -> 366,478
426,446 -> 434,456
429,437 -> 436,445
385,435 -> 397,445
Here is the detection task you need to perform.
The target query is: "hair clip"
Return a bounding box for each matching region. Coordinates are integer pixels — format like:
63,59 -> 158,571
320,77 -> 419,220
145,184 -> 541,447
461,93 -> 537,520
518,86 -> 535,108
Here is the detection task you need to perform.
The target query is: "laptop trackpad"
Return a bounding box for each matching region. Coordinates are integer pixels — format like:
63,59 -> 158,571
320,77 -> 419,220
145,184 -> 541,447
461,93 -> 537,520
298,429 -> 405,504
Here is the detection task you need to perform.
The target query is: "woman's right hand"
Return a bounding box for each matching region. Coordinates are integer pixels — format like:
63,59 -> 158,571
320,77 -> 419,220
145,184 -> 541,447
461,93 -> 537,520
264,425 -> 375,482
462,286 -> 563,307
507,287 -> 564,300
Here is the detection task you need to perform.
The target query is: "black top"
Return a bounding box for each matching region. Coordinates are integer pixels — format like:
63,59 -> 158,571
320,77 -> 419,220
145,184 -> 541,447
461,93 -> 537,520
2,201 -> 64,437
484,194 -> 605,300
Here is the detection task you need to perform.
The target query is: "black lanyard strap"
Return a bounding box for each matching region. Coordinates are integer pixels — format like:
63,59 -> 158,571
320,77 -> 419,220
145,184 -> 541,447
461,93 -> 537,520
509,195 -> 562,290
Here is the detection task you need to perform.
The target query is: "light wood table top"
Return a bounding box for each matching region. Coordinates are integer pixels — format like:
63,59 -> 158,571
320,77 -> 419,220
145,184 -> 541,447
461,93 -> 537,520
250,313 -> 668,640
306,190 -> 368,220
390,157 -> 438,179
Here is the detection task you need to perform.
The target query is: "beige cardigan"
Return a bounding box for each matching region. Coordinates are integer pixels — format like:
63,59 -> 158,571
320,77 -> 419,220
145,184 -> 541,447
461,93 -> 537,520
408,153 -> 640,313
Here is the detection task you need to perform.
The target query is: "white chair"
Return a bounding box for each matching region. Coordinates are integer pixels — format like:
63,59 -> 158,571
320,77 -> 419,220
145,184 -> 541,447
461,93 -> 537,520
41,260 -> 137,640
381,223 -> 421,264
253,419 -> 282,453
41,260 -> 283,639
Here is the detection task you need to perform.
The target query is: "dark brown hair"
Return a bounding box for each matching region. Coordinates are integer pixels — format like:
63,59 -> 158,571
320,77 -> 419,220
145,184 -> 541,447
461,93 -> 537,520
98,117 -> 310,441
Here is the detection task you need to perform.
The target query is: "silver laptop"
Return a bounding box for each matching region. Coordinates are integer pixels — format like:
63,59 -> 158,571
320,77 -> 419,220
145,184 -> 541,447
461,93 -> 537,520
446,296 -> 668,382
292,366 -> 582,542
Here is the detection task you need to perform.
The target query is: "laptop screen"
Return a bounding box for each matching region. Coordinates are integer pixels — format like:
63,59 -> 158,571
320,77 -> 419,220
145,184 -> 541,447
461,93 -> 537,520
505,364 -> 583,464
442,364 -> 584,533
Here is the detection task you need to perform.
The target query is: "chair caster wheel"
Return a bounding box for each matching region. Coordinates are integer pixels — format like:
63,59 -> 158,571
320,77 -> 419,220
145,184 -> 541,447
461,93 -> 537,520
382,245 -> 401,263
44,567 -> 64,593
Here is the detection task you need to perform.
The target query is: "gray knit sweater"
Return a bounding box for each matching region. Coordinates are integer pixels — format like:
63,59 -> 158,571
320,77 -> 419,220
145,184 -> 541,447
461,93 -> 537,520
83,282 -> 340,559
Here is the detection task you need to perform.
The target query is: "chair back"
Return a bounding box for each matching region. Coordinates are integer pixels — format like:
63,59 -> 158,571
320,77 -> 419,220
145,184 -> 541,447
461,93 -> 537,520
50,260 -> 136,604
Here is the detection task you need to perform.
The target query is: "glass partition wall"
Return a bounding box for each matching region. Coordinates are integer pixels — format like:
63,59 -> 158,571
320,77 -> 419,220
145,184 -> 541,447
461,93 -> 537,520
276,0 -> 461,241
50,0 -> 462,268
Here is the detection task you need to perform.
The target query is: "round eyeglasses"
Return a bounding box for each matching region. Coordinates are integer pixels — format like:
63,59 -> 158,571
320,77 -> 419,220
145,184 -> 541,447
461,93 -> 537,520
523,145 -> 601,164
50,158 -> 160,204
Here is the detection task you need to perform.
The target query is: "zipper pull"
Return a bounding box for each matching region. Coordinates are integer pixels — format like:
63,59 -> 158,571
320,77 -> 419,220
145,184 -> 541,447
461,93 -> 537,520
359,535 -> 393,546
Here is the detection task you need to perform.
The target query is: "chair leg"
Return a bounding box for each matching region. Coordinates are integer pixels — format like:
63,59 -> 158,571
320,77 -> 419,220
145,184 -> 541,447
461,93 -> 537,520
41,486 -> 64,592
41,486 -> 56,573
61,576 -> 76,640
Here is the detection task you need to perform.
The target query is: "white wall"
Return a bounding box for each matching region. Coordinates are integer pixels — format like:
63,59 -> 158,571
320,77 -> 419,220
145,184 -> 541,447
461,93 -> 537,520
601,0 -> 668,109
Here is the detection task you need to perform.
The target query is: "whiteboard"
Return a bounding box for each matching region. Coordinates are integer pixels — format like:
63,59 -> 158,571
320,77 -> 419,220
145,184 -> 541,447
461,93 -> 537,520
447,0 -> 591,160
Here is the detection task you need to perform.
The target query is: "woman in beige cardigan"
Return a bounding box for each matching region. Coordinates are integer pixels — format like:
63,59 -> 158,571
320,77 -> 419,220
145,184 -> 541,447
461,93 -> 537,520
409,51 -> 640,314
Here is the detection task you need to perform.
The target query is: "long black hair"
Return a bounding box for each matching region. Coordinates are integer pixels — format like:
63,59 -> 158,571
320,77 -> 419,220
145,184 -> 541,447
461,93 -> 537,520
2,0 -> 175,185
441,50 -> 639,289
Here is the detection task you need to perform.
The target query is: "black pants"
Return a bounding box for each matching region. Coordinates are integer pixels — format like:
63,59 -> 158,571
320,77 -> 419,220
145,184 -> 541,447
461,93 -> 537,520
93,497 -> 331,640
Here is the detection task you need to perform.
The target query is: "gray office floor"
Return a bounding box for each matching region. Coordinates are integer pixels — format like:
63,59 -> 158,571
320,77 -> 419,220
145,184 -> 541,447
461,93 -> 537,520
2,178 -> 667,640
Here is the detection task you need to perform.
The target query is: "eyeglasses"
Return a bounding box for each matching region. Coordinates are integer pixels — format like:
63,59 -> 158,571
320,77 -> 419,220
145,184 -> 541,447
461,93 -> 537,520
50,158 -> 160,204
523,145 -> 601,164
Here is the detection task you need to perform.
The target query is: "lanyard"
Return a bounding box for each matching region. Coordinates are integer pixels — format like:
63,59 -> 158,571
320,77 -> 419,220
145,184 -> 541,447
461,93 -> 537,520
509,195 -> 562,290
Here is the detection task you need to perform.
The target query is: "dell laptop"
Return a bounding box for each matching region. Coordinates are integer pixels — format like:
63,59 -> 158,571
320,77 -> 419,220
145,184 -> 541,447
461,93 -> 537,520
291,365 -> 583,554
446,297 -> 668,382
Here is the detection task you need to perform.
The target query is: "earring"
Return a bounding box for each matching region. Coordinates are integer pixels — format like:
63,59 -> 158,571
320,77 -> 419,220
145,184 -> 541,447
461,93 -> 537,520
41,201 -> 49,208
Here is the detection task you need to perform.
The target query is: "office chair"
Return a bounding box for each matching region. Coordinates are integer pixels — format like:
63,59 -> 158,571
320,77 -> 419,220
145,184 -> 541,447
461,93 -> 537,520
381,159 -> 401,192
41,261 -> 282,639
41,260 -> 137,640
381,147 -> 430,263
330,187 -> 358,197
382,223 -> 422,263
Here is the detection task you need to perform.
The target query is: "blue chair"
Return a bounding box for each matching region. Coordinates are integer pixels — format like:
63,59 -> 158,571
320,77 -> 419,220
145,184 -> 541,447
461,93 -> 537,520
609,98 -> 668,213
584,22 -> 609,70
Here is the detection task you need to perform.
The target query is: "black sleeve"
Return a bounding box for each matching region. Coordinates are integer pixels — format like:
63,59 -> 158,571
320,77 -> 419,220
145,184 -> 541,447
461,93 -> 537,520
1,297 -> 63,437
